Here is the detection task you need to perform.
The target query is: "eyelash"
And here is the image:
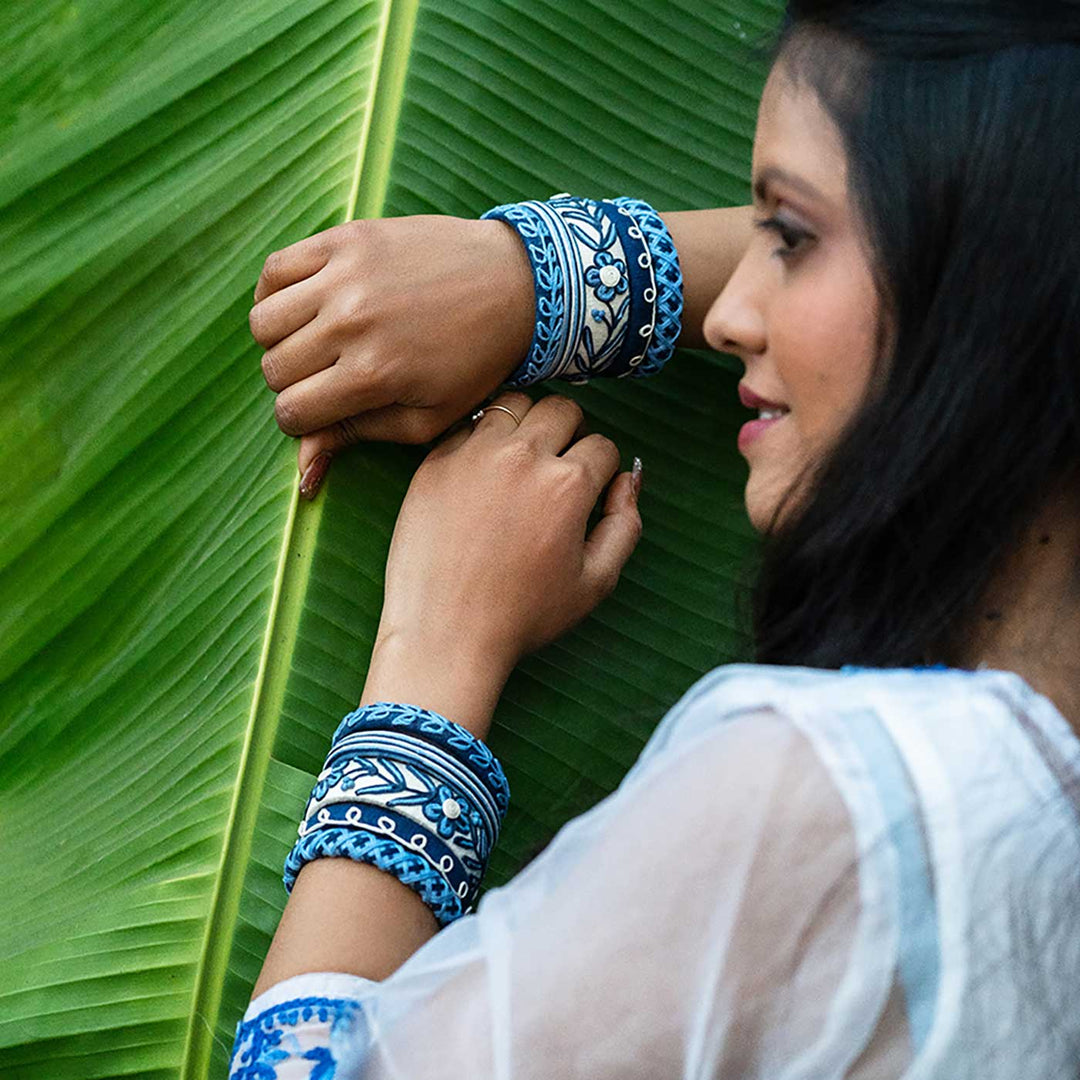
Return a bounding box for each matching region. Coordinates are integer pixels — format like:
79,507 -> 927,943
755,216 -> 814,259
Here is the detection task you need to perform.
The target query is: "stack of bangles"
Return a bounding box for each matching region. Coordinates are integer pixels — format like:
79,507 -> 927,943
285,701 -> 511,926
285,194 -> 683,926
482,193 -> 684,385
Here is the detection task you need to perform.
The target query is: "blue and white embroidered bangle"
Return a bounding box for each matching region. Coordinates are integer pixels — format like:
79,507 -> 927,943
311,732 -> 500,865
481,193 -> 683,386
285,702 -> 510,927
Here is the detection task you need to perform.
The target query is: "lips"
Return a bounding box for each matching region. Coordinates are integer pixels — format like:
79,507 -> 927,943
738,383 -> 789,412
737,383 -> 790,455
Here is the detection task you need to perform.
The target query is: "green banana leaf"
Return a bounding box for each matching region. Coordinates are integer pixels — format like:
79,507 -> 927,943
0,0 -> 778,1075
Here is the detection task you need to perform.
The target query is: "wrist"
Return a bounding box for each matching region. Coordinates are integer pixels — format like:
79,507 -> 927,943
361,630 -> 515,741
483,218 -> 535,380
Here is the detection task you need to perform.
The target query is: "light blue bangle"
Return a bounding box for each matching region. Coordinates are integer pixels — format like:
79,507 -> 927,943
286,828 -> 466,926
481,194 -> 683,386
284,702 -> 510,927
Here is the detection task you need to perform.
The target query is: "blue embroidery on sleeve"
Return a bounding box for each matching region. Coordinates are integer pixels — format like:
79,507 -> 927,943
229,995 -> 365,1079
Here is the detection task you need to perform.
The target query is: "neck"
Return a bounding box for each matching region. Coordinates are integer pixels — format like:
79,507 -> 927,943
954,484 -> 1080,732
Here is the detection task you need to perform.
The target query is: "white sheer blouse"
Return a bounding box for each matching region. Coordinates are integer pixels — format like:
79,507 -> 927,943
228,665 -> 1080,1078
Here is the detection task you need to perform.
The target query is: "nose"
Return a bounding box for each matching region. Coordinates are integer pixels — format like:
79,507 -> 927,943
702,251 -> 767,359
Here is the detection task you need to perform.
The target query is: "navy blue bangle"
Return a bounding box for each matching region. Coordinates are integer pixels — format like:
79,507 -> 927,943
330,701 -> 510,814
481,193 -> 683,386
609,197 -> 684,378
285,702 -> 510,927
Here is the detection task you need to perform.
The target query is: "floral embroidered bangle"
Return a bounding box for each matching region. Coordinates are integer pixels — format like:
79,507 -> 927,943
284,702 -> 510,927
481,193 -> 683,386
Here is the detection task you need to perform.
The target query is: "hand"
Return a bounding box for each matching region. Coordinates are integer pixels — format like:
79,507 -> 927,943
360,392 -> 643,737
248,215 -> 536,483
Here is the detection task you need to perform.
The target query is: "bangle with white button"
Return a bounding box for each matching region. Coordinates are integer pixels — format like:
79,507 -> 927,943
481,193 -> 683,386
284,702 -> 511,928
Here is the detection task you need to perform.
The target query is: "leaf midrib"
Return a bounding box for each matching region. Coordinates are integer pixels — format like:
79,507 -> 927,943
179,1 -> 420,1074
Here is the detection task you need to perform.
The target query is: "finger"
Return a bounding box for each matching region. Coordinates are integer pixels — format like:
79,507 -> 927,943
514,394 -> 586,454
583,470 -> 643,598
297,406 -> 455,471
274,363 -> 397,437
249,271 -> 325,349
261,314 -> 339,393
425,421 -> 473,461
561,432 -> 622,493
254,234 -> 332,303
468,390 -> 535,438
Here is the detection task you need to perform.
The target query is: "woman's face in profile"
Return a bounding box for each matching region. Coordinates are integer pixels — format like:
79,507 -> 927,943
704,56 -> 882,532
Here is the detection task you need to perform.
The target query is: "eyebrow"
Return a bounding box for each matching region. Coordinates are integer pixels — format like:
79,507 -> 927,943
753,166 -> 827,205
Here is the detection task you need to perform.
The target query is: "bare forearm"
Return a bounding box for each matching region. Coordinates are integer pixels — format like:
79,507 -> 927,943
662,206 -> 755,349
252,858 -> 438,996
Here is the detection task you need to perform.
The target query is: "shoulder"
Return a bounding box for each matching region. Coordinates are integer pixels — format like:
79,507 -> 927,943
655,660 -> 1033,721
631,662 -> 1078,861
641,660 -> 1055,765
612,670 -> 860,883
638,662 -> 1080,916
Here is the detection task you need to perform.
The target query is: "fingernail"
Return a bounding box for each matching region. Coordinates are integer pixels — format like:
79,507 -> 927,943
299,452 -> 332,500
631,456 -> 643,498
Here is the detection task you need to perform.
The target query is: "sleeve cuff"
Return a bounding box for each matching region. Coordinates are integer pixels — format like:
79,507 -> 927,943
241,970 -> 375,1023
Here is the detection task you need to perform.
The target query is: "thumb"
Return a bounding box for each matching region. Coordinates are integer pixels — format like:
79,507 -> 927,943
582,461 -> 643,598
296,406 -> 454,498
297,428 -> 343,478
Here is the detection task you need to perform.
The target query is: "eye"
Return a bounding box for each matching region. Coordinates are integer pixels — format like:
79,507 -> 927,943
754,216 -> 814,259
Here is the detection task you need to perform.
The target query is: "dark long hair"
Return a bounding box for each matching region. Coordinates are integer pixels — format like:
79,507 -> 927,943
752,0 -> 1080,667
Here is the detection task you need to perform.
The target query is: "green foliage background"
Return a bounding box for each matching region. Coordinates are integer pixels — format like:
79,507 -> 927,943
0,0 -> 778,1075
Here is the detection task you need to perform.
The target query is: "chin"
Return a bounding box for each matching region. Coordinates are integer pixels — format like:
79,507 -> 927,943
744,473 -> 800,536
744,491 -> 774,535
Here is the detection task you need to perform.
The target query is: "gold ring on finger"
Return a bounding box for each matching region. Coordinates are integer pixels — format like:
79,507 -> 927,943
471,404 -> 522,428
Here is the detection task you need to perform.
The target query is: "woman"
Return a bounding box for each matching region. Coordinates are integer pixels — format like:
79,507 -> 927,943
231,1 -> 1080,1075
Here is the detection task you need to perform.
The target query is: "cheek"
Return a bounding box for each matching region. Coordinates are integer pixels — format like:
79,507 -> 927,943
742,258 -> 879,533
771,264 -> 879,452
